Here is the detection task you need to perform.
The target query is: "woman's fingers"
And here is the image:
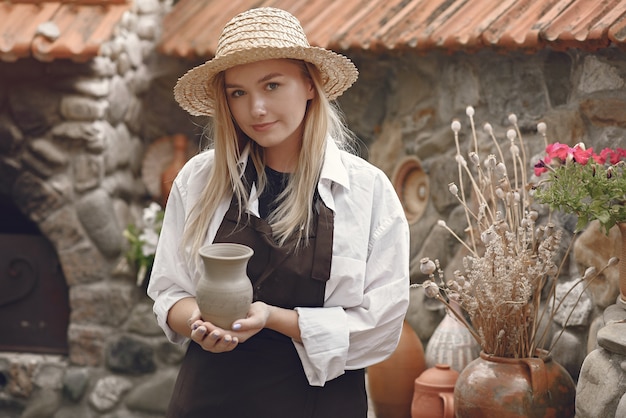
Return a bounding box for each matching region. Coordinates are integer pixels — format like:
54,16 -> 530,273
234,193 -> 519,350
232,301 -> 269,331
186,308 -> 202,328
191,325 -> 239,352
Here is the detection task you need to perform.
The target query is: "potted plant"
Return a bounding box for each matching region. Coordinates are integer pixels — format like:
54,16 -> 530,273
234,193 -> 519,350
420,107 -> 617,417
123,202 -> 164,287
533,136 -> 626,303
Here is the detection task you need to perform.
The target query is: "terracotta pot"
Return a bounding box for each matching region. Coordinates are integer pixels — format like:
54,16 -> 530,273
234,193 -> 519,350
196,243 -> 254,329
160,134 -> 189,206
411,364 -> 458,418
368,320 -> 426,418
454,350 -> 576,418
617,222 -> 626,304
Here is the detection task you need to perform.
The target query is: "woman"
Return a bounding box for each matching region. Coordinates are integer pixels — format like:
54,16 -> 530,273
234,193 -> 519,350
147,7 -> 410,418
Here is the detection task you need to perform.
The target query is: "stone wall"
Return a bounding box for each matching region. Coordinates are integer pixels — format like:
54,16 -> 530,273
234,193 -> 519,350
336,47 -> 626,418
1,8 -> 626,416
0,1 -> 188,417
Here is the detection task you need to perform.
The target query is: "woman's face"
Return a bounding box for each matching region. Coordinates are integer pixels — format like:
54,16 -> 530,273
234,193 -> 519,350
224,59 -> 315,171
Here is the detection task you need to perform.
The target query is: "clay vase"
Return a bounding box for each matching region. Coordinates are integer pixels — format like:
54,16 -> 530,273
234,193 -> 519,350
411,364 -> 458,418
160,134 -> 189,206
367,320 -> 426,418
196,243 -> 254,330
454,350 -> 576,418
424,299 -> 480,372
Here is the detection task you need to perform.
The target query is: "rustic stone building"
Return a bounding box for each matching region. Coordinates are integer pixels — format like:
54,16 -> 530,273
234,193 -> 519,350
1,0 -> 626,417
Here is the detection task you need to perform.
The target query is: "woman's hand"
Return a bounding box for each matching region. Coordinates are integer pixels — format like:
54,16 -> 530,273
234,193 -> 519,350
189,301 -> 270,353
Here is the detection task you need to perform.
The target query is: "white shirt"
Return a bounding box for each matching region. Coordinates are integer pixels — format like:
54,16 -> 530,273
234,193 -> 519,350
147,138 -> 410,387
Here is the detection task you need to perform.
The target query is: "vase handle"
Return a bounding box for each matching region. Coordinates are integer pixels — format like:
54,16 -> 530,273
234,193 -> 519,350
439,391 -> 455,418
521,357 -> 548,399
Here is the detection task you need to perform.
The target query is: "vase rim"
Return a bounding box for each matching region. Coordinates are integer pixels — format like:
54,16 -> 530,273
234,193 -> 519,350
479,349 -> 552,363
199,243 -> 254,260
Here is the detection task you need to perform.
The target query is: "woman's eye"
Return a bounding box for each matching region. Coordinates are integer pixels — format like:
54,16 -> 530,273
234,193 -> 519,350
230,90 -> 245,98
266,82 -> 279,91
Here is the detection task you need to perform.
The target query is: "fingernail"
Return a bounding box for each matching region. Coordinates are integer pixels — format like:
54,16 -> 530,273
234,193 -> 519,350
192,323 -> 199,330
232,323 -> 241,331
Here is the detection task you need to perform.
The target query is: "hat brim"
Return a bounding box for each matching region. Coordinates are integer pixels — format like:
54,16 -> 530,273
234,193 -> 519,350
174,46 -> 358,117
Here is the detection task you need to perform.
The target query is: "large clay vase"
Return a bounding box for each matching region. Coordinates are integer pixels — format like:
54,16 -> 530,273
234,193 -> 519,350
411,364 -> 458,418
424,299 -> 480,372
454,350 -> 576,418
617,222 -> 626,305
196,243 -> 254,330
160,134 -> 189,206
367,320 -> 426,418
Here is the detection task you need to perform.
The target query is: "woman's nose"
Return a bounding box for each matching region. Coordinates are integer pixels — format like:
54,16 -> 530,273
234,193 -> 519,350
251,95 -> 267,117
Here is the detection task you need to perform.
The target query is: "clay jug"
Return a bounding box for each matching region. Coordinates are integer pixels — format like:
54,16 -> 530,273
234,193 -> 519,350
367,320 -> 426,418
454,350 -> 576,418
160,134 -> 189,206
196,243 -> 254,330
424,299 -> 480,372
411,364 -> 458,418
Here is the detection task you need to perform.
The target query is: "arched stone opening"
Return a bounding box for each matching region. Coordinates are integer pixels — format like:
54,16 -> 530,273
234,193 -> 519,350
0,193 -> 69,354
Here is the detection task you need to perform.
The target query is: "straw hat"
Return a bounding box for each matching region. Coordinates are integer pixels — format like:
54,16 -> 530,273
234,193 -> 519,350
174,7 -> 359,117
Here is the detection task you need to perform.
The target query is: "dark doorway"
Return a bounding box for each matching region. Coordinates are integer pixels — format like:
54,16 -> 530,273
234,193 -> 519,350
0,194 -> 69,354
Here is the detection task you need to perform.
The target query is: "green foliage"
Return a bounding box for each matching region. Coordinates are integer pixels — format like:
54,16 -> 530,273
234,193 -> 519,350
123,202 -> 164,285
534,157 -> 626,234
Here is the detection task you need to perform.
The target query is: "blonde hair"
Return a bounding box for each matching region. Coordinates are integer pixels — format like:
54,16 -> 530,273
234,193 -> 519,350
182,61 -> 355,258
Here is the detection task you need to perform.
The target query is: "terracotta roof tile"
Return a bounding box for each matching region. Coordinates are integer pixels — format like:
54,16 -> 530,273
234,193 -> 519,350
160,0 -> 626,60
0,0 -> 131,63
481,0 -> 571,51
3,0 -> 626,63
541,0 -> 626,49
0,2 -> 58,61
608,13 -> 626,43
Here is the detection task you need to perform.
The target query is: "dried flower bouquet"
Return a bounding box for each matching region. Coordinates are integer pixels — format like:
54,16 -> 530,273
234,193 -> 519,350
420,107 -> 615,359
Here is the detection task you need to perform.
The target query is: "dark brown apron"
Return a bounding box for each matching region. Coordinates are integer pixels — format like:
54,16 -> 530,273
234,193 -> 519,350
166,167 -> 367,418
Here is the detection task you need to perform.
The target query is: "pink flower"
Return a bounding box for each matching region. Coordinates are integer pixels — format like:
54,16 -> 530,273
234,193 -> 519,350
534,160 -> 548,176
572,145 -> 594,165
596,147 -> 626,165
543,142 -> 596,166
544,142 -> 571,163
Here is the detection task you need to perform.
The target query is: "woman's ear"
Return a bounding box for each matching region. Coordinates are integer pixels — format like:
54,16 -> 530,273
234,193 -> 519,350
306,78 -> 316,100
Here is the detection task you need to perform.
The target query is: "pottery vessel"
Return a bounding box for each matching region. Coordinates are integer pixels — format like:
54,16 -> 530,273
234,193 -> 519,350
454,350 -> 576,418
411,364 -> 458,418
424,299 -> 479,372
160,134 -> 189,206
367,320 -> 426,418
196,243 -> 254,329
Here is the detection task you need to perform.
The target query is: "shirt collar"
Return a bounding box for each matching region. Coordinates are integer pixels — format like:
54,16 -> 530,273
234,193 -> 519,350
238,138 -> 349,189
237,146 -> 251,173
320,138 -> 350,190
237,138 -> 349,212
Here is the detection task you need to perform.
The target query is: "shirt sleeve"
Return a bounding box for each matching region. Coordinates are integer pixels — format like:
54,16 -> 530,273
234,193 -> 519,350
294,167 -> 411,386
147,181 -> 196,344
146,149 -> 245,344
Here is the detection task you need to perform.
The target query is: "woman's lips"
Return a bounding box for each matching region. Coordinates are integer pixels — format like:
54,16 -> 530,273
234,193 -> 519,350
251,121 -> 276,132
